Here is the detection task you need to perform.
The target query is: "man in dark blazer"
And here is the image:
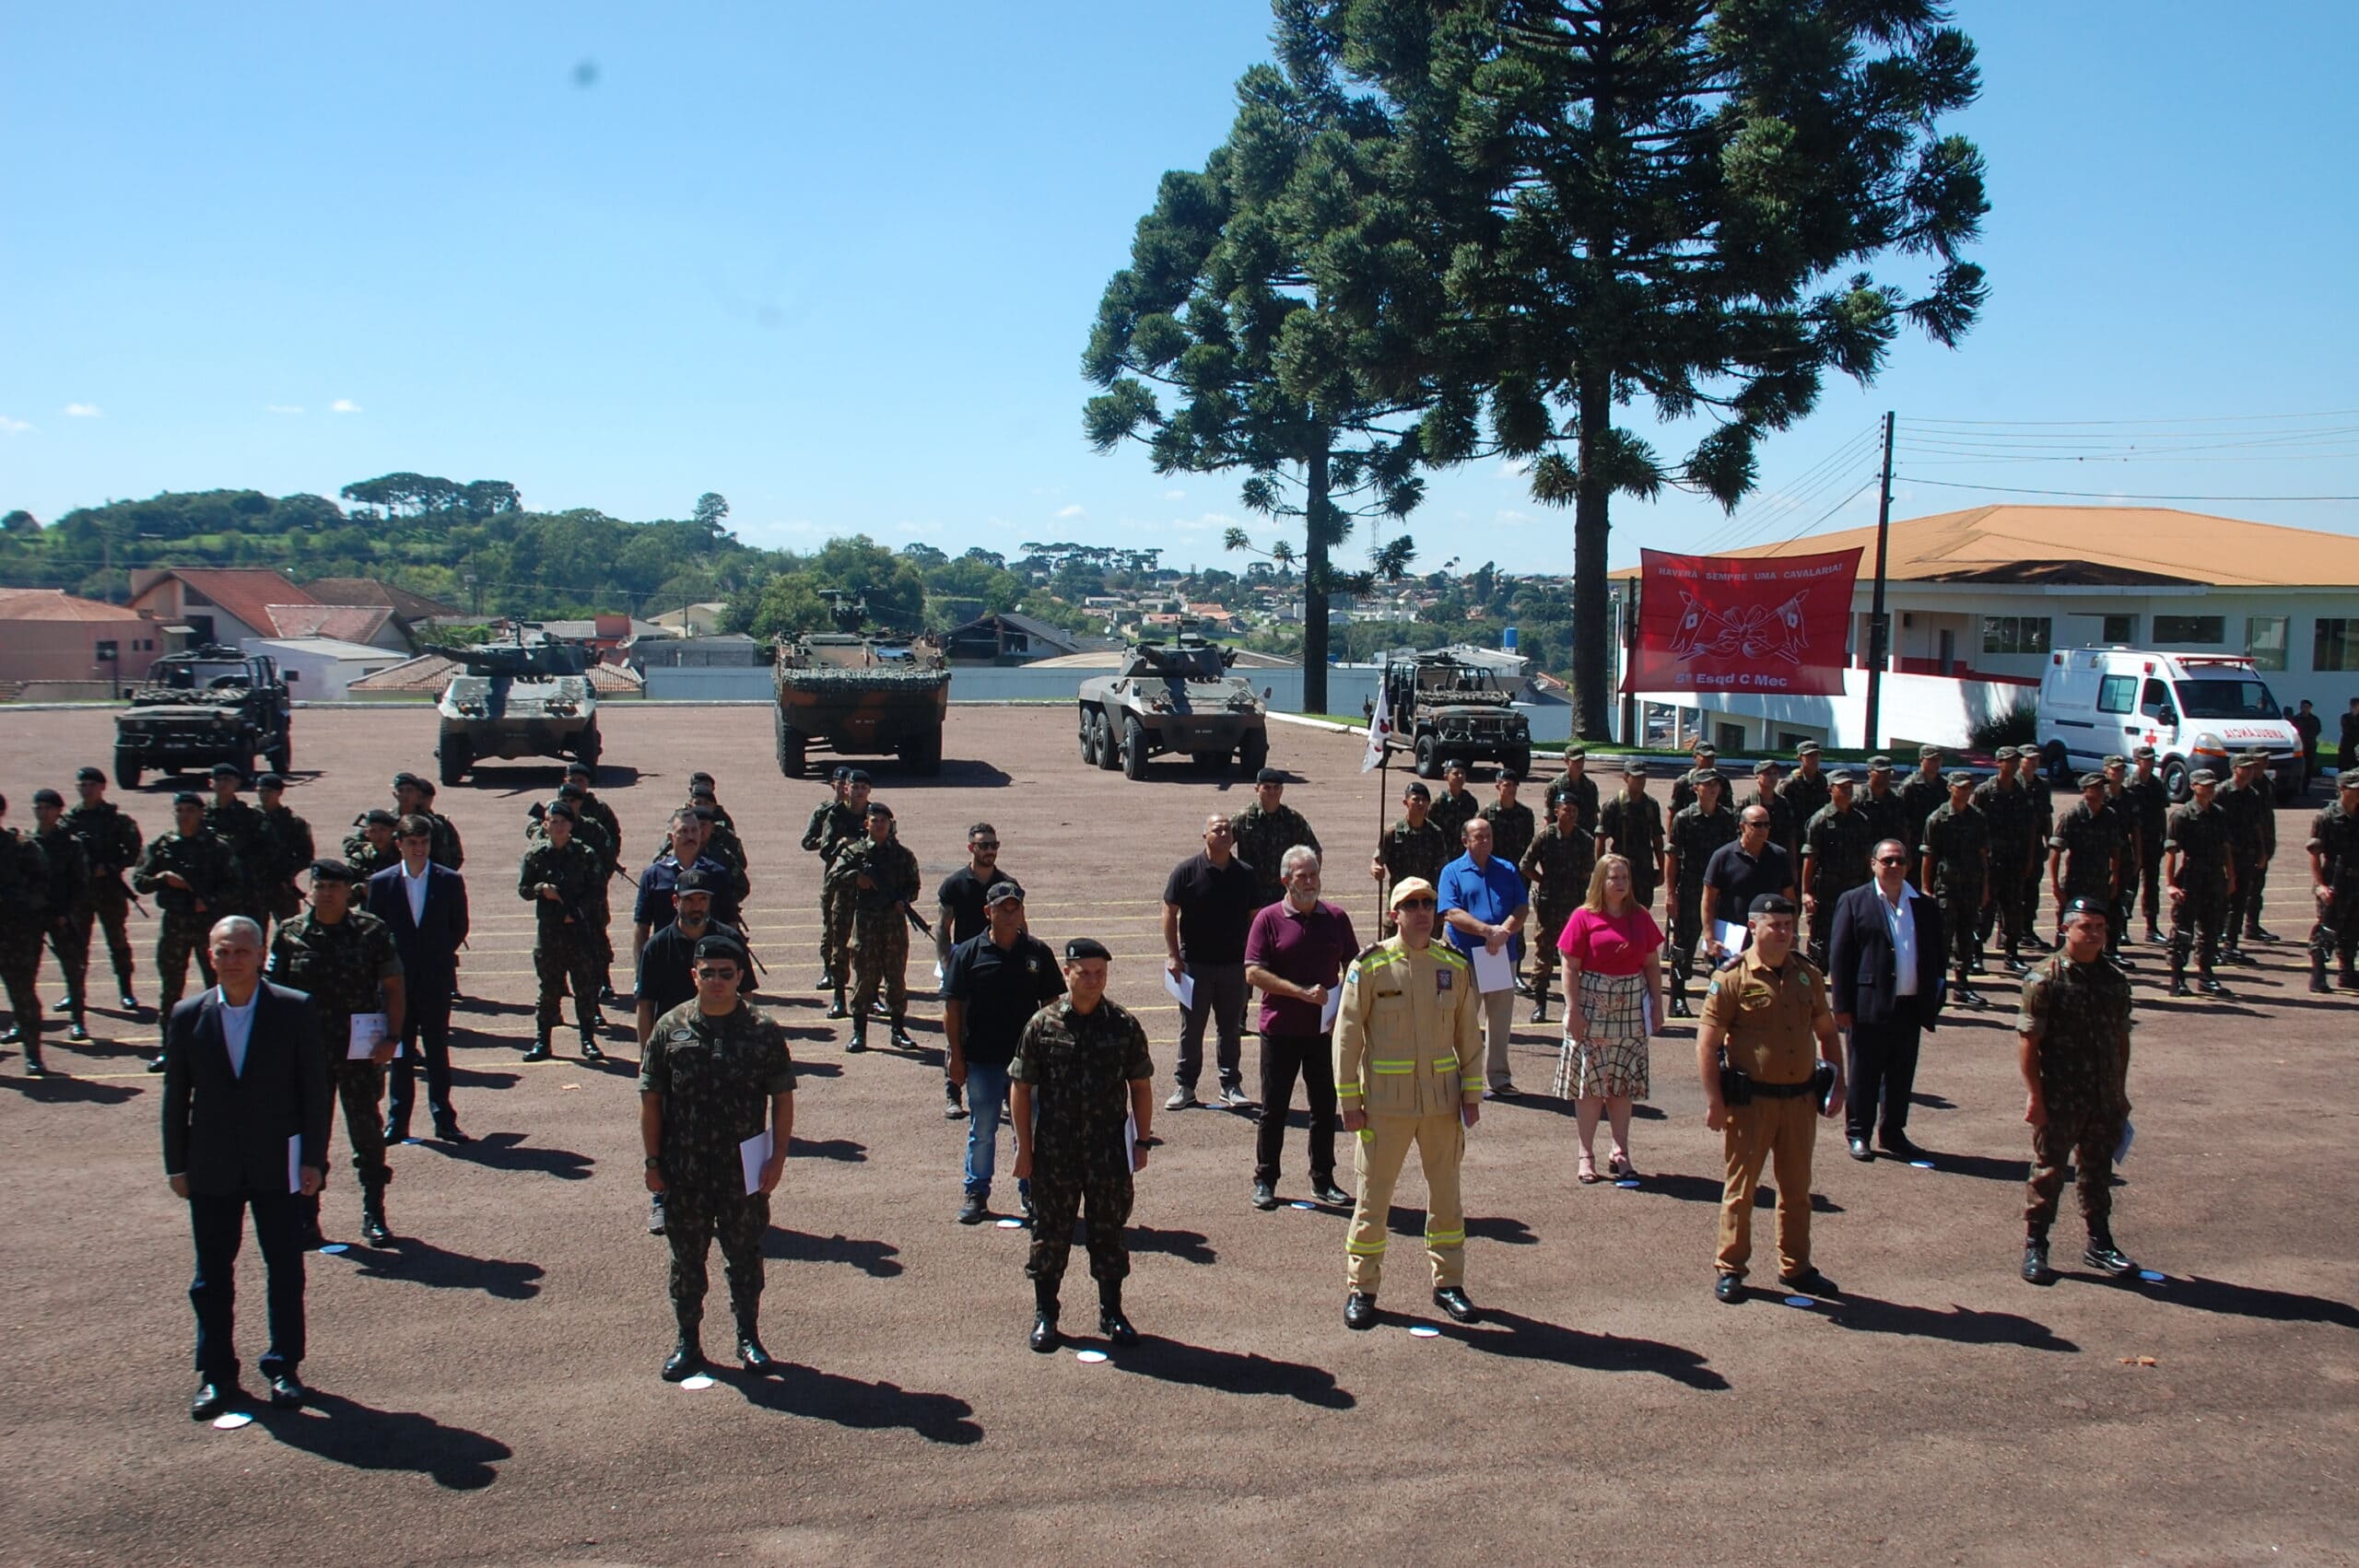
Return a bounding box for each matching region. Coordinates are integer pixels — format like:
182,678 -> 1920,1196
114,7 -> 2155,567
1827,836 -> 1947,1164
161,915 -> 331,1420
368,814 -> 471,1143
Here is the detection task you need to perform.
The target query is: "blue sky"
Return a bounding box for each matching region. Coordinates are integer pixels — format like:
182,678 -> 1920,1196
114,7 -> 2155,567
5,1 -> 2354,574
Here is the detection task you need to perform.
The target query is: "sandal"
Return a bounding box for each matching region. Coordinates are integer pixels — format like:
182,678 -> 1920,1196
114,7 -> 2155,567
1608,1153 -> 1637,1181
1578,1154 -> 1601,1185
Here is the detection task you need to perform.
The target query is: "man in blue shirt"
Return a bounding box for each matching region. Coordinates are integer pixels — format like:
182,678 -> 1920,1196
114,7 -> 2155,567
1437,817 -> 1530,1098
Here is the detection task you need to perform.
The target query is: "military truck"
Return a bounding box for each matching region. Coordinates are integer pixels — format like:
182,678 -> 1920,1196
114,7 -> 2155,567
435,626 -> 601,786
1076,635 -> 1269,780
1379,652 -> 1531,778
772,597 -> 950,778
113,645 -> 291,790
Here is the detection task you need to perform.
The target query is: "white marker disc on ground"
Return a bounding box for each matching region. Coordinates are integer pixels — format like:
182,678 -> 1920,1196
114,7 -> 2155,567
1909,1159 -> 1936,1169
1783,1294 -> 1816,1308
2138,1270 -> 2166,1283
994,1217 -> 1024,1229
1291,1200 -> 1317,1210
1074,1349 -> 1109,1363
318,1243 -> 349,1255
210,1411 -> 253,1430
1407,1324 -> 1442,1338
1614,1178 -> 1642,1188
680,1374 -> 716,1390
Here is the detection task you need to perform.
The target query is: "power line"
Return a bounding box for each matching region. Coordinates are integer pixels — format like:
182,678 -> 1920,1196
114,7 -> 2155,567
1690,425 -> 1882,554
1901,408 -> 2359,428
1896,476 -> 2359,502
1766,475 -> 1882,550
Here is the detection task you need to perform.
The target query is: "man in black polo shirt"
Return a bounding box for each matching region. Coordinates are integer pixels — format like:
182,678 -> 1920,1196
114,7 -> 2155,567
932,824 -> 1015,1126
1162,814 -> 1262,1111
943,882 -> 1063,1225
1701,804 -> 1799,965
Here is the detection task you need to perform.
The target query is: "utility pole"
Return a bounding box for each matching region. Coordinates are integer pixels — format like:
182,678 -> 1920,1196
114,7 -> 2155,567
1861,411 -> 1897,752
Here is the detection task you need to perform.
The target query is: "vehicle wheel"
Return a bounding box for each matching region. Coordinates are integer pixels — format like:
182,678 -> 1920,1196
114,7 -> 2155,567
266,739 -> 291,776
1078,709 -> 1097,766
576,722 -> 602,779
1414,734 -> 1441,778
775,713 -> 806,779
438,733 -> 471,789
1236,730 -> 1269,778
906,726 -> 944,777
114,751 -> 141,791
2161,756 -> 2189,802
2043,742 -> 2071,790
1122,717 -> 1149,780
1500,746 -> 1531,780
1095,712 -> 1121,771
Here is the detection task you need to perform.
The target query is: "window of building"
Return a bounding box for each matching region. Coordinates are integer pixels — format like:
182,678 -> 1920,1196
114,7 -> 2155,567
2153,614 -> 2224,644
182,586 -> 212,606
2245,614 -> 2288,671
1777,730 -> 1816,751
1980,615 -> 2050,656
95,639 -> 119,662
1716,722 -> 1746,753
2097,674 -> 2137,714
2102,614 -> 2137,643
2317,619 -> 2359,673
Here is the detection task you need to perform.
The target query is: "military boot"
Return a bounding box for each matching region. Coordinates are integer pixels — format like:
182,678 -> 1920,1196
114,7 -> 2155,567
2312,946 -> 2332,994
1530,993 -> 1548,1024
846,1023 -> 867,1053
578,1028 -> 604,1062
824,989 -> 849,1021
1097,1284 -> 1139,1348
360,1188 -> 392,1247
2021,1227 -> 2052,1285
2167,947 -> 2191,998
1029,1281 -> 1062,1353
19,1039 -> 49,1078
522,1033 -> 554,1062
735,1313 -> 777,1374
1668,960 -> 1691,1019
661,1333 -> 707,1381
2198,962 -> 2226,996
889,1020 -> 919,1051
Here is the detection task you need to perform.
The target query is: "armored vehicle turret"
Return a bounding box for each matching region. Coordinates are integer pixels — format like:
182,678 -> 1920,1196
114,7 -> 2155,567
435,626 -> 601,786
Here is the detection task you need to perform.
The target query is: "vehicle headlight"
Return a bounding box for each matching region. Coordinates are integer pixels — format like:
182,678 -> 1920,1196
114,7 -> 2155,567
2192,731 -> 2225,755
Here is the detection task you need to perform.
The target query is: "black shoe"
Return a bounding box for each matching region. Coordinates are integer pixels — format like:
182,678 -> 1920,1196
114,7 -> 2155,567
190,1380 -> 238,1421
1529,1000 -> 1547,1024
1954,986 -> 1988,1009
958,1192 -> 988,1225
1483,1083 -> 1519,1101
2313,968 -> 2332,994
1714,1272 -> 1745,1305
522,1040 -> 553,1062
817,969 -> 837,991
2083,1239 -> 2137,1278
434,1118 -> 469,1144
382,1120 -> 408,1144
1312,1180 -> 1351,1207
1878,1134 -> 1922,1162
1029,1314 -> 1062,1353
737,1334 -> 778,1374
871,998 -> 891,1019
890,1026 -> 918,1051
1433,1287 -> 1479,1324
120,991 -> 140,1012
2248,925 -> 2279,943
1847,1137 -> 1872,1162
1344,1292 -> 1379,1330
1669,995 -> 1691,1019
1251,1181 -> 1279,1211
2022,1236 -> 2052,1285
2341,970 -> 2359,991
845,1032 -> 867,1053
661,1340 -> 706,1381
2168,978 -> 2191,997
1098,1305 -> 1139,1347
146,1054 -> 167,1073
598,986 -> 624,1007
21,1055 -> 49,1078
267,1371 -> 306,1409
578,1036 -> 604,1062
945,1083 -> 967,1120
648,1193 -> 667,1235
2145,928 -> 2165,946
0,1026 -> 18,1044
824,996 -> 850,1020
65,1021 -> 89,1044
2199,977 -> 2227,996
1778,1267 -> 1838,1296
360,1209 -> 392,1247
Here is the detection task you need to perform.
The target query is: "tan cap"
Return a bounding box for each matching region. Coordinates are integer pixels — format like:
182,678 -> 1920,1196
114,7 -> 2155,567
1389,876 -> 1439,909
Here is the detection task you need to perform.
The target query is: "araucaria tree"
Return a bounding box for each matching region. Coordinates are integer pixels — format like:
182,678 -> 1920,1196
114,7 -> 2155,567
1084,10 -> 1437,713
1332,0 -> 1989,736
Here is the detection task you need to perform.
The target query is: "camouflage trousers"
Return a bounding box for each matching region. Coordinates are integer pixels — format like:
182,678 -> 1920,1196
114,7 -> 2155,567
2311,877 -> 2359,970
1978,845 -> 2036,955
820,881 -> 853,985
1026,1158 -> 1132,1298
2,930 -> 41,1052
591,883 -> 616,982
1525,901 -> 1579,997
325,1059 -> 390,1195
1936,885 -> 1984,979
849,912 -> 909,1024
2025,1106 -> 2124,1232
534,933 -> 601,1036
2227,856 -> 2270,942
78,882 -> 135,993
2132,845 -> 2164,931
155,911 -> 217,1018
42,916 -> 90,1017
665,1188 -> 769,1337
2169,885 -> 2228,979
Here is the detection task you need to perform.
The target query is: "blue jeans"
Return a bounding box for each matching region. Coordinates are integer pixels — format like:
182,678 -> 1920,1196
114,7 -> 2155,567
963,1061 -> 1029,1199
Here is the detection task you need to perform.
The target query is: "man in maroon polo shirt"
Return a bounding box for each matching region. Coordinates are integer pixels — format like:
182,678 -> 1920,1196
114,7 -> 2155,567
1242,847 -> 1360,1211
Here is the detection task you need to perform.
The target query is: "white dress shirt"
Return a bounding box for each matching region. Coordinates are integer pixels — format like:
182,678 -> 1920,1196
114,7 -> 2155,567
403,862 -> 431,927
1876,881 -> 1919,998
217,987 -> 259,1077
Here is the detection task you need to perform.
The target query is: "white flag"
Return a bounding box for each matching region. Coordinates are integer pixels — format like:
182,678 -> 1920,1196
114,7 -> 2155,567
1360,677 -> 1391,773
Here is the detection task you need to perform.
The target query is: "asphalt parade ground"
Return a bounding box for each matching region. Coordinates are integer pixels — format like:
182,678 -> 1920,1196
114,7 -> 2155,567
2,704 -> 2353,1565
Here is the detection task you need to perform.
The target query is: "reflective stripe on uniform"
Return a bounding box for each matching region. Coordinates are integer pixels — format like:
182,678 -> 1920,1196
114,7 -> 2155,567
1370,1059 -> 1414,1073
1337,1081 -> 1363,1096
1345,1237 -> 1389,1256
1425,1227 -> 1465,1246
1433,1055 -> 1459,1072
1461,1078 -> 1485,1093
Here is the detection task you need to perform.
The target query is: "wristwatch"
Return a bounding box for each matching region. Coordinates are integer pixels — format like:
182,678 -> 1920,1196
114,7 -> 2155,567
643,1156 -> 662,1168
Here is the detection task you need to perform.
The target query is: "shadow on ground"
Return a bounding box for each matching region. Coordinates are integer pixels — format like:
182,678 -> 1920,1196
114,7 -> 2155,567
1449,1308 -> 1729,1391
735,1362 -> 982,1444
258,1388 -> 511,1490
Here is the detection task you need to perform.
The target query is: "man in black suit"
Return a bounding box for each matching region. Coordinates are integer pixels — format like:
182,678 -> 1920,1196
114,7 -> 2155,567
161,916 -> 331,1420
1827,837 -> 1947,1164
368,814 -> 471,1143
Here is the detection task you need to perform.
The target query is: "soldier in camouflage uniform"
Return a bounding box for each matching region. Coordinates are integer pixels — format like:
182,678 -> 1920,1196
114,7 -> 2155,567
1519,794 -> 1595,1024
2097,755 -> 2142,960
1667,743 -> 1718,819
687,771 -> 737,836
253,772 -> 315,937
2164,769 -> 2236,997
393,774 -> 465,871
1233,769 -> 1322,908
1743,759 -> 1802,864
1369,781 -> 1449,938
65,766 -> 142,1011
2219,752 -> 2278,957
827,801 -> 921,1051
1428,760 -> 1482,849
1596,756 -> 1664,914
2048,774 -> 2126,945
1477,771 -> 1535,872
562,760 -> 627,1003
344,809 -> 402,880
804,768 -> 867,1004
133,793 -> 237,1070
1920,772 -> 1991,1007
269,860 -> 405,1247
1011,936 -> 1156,1353
30,790 -> 92,1046
0,795 -> 51,1076
1663,771 -> 1739,1017
1973,748 -> 2040,970
2124,746 -> 2172,943
1801,774 -> 1877,968
1543,748 -> 1600,837
2306,772 -> 2359,992
688,786 -> 745,885
640,936 -> 794,1381
1857,757 -> 1908,852
2017,898 -> 2140,1285
1895,745 -> 1950,891
520,802 -> 607,1061
202,764 -> 269,929
1778,741 -> 1832,835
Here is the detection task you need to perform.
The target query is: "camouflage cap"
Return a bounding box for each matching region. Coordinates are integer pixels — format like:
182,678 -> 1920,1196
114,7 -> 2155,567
1693,769 -> 1728,790
2189,768 -> 2219,787
1868,755 -> 1893,772
1752,758 -> 1779,776
2341,772 -> 2359,791
984,879 -> 1026,906
1992,745 -> 2018,761
2078,772 -> 2107,790
1826,769 -> 1857,787
1918,743 -> 1942,760
2133,744 -> 2158,760
1564,745 -> 1587,762
2234,751 -> 2267,767
1946,770 -> 1976,788
172,791 -> 205,808
1696,743 -> 1719,758
2103,754 -> 2129,769
1796,740 -> 1822,755
1622,757 -> 1648,776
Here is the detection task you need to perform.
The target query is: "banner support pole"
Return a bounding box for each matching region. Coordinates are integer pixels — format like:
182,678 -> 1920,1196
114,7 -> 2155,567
1863,410 -> 1897,751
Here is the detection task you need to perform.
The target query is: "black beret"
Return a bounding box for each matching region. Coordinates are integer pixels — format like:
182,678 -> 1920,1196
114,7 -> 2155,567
688,771 -> 715,786
565,759 -> 592,777
308,859 -> 356,883
392,771 -> 423,789
846,769 -> 872,786
692,806 -> 716,821
209,763 -> 244,780
693,934 -> 747,965
864,801 -> 893,818
1062,937 -> 1110,963
31,787 -> 64,807
173,790 -> 204,807
76,766 -> 105,783
1255,767 -> 1284,785
1496,766 -> 1521,783
829,765 -> 850,782
2060,895 -> 2111,922
364,808 -> 398,826
1443,757 -> 1468,773
673,869 -> 712,895
413,778 -> 437,797
557,781 -> 585,799
689,785 -> 717,800
257,772 -> 287,790
1752,894 -> 1800,917
545,802 -> 577,822
1402,781 -> 1431,801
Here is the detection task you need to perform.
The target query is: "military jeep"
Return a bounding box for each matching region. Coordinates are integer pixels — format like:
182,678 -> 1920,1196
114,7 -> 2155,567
113,645 -> 292,789
1379,652 -> 1531,778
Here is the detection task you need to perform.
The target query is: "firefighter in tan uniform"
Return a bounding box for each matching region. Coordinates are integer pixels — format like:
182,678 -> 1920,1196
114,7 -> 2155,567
1336,877 -> 1485,1331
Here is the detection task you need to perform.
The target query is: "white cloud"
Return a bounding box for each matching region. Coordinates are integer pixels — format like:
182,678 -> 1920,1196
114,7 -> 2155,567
330,398 -> 362,415
1053,503 -> 1086,519
1162,488 -> 1187,500
266,404 -> 304,415
64,403 -> 100,418
0,415 -> 30,435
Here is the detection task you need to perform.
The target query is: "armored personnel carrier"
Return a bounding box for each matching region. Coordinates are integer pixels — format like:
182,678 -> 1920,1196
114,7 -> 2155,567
435,626 -> 600,786
113,645 -> 291,789
772,596 -> 950,778
1379,651 -> 1531,778
1076,634 -> 1268,780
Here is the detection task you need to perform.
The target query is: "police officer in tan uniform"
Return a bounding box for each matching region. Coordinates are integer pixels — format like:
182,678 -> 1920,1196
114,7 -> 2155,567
1336,877 -> 1485,1331
1696,893 -> 1844,1305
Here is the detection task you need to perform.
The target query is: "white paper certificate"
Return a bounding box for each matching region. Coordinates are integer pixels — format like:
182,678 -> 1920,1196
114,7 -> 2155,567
1163,968 -> 1195,1012
1320,986 -> 1344,1032
288,1134 -> 303,1194
1713,920 -> 1746,956
347,1012 -> 389,1059
1471,942 -> 1516,995
739,1129 -> 774,1196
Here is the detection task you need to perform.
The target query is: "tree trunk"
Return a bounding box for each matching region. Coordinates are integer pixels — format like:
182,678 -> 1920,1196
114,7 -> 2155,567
1301,446 -> 1331,716
1571,370 -> 1614,741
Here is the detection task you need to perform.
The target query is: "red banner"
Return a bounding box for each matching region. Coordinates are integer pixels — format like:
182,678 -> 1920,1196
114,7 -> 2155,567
1623,547 -> 1862,696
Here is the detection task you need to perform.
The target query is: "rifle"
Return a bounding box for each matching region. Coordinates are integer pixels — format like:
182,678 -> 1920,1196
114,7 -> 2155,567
903,906 -> 933,939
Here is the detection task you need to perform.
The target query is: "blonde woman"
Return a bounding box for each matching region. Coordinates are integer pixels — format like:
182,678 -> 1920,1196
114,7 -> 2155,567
1553,854 -> 1666,1184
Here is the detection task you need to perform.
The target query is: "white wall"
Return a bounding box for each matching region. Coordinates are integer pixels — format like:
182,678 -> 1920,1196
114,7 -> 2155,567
241,639 -> 403,699
1637,667 -> 2030,751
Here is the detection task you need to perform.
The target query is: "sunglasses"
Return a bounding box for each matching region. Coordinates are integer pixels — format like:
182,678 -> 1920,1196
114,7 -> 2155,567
1875,856 -> 1907,866
970,840 -> 1000,849
694,966 -> 738,980
1395,896 -> 1438,910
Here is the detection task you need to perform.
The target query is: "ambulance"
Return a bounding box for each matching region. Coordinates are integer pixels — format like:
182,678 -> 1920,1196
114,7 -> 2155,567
2036,647 -> 2303,802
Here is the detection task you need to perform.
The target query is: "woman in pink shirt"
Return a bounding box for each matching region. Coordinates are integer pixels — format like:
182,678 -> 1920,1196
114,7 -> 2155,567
1554,854 -> 1666,1183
